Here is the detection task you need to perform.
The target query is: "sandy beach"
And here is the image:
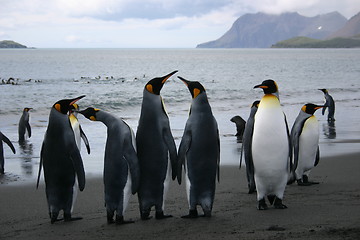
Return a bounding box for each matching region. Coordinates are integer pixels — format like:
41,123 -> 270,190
1,150 -> 359,240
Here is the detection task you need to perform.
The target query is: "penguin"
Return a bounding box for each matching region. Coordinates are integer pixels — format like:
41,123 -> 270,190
177,77 -> 220,218
0,131 -> 16,174
18,107 -> 32,143
252,80 -> 291,210
318,89 -> 335,122
240,100 -> 260,194
36,95 -> 86,224
230,115 -> 246,141
290,103 -> 323,186
69,104 -> 90,154
136,70 -> 178,220
79,107 -> 140,224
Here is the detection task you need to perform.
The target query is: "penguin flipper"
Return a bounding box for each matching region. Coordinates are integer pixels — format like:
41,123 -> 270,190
177,129 -> 191,185
70,149 -> 86,191
124,141 -> 140,194
163,128 -> 177,180
25,121 -> 32,138
2,133 -> 16,154
314,146 -> 320,167
36,142 -> 44,189
80,126 -> 91,154
216,128 -> 220,183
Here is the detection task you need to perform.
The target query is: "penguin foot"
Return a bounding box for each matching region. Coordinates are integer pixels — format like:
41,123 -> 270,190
50,212 -> 61,224
257,199 -> 268,210
297,180 -> 312,186
155,211 -> 172,220
273,198 -> 287,209
140,213 -> 152,220
64,214 -> 83,222
267,195 -> 276,205
116,215 -> 135,225
181,209 -> 199,219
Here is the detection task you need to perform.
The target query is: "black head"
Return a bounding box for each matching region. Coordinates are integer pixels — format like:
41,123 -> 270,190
145,70 -> 178,95
79,107 -> 100,121
251,100 -> 260,108
23,107 -> 33,112
178,76 -> 206,99
301,103 -> 323,115
254,79 -> 278,94
318,88 -> 328,94
53,95 -> 85,114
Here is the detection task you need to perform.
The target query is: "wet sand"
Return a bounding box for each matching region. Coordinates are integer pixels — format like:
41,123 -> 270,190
1,151 -> 360,240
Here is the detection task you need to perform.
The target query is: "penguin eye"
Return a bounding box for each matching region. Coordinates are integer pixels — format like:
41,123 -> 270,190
146,84 -> 153,93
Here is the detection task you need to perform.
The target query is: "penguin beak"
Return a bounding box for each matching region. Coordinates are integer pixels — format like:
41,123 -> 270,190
254,84 -> 268,89
178,76 -> 190,86
315,106 -> 324,110
161,70 -> 178,84
69,95 -> 86,106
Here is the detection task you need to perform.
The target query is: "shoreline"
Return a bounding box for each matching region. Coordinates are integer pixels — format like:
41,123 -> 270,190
1,151 -> 360,239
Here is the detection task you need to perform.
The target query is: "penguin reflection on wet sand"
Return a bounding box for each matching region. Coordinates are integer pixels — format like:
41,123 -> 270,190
177,77 -> 220,218
37,96 -> 86,224
0,131 -> 16,175
319,89 -> 335,122
18,107 -> 32,143
136,71 -> 178,220
240,100 -> 260,194
79,107 -> 140,224
252,80 -> 291,210
290,103 -> 323,186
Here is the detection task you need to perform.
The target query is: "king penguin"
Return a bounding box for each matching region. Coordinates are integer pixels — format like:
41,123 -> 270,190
18,107 -> 32,143
69,104 -> 90,154
0,131 -> 16,174
240,100 -> 260,194
36,95 -> 86,224
252,80 -> 291,210
136,71 -> 178,220
177,77 -> 220,218
290,103 -> 323,186
79,107 -> 140,224
318,89 -> 335,122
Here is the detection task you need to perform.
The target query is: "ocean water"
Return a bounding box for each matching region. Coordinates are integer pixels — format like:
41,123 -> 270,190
0,48 -> 359,184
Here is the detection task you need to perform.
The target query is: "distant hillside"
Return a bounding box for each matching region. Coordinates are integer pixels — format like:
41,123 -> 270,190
271,36 -> 360,48
0,40 -> 27,48
197,12 -> 347,48
327,12 -> 360,39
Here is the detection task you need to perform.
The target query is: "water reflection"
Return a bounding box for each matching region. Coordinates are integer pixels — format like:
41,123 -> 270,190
19,141 -> 34,176
323,121 -> 336,139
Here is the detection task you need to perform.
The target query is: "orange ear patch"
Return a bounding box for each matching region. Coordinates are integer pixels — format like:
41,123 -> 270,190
90,116 -> 96,121
55,103 -> 61,112
146,84 -> 153,93
193,88 -> 201,98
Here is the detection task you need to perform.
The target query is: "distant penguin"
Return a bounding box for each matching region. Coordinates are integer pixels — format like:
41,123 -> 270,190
18,107 -> 32,142
230,115 -> 246,141
177,77 -> 220,218
0,131 -> 16,174
240,100 -> 260,194
69,104 -> 90,154
136,71 -> 178,220
318,89 -> 335,122
79,107 -> 140,224
36,95 -> 86,224
290,103 -> 323,186
252,80 -> 291,210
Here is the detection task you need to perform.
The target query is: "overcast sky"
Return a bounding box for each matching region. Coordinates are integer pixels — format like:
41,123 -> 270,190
0,0 -> 358,48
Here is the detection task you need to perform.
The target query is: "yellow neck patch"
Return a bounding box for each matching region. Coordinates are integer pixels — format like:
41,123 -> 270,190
193,88 -> 201,98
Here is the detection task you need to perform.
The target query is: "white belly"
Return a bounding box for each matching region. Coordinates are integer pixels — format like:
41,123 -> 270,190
296,116 -> 319,177
162,158 -> 172,210
252,98 -> 289,199
122,169 -> 132,214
